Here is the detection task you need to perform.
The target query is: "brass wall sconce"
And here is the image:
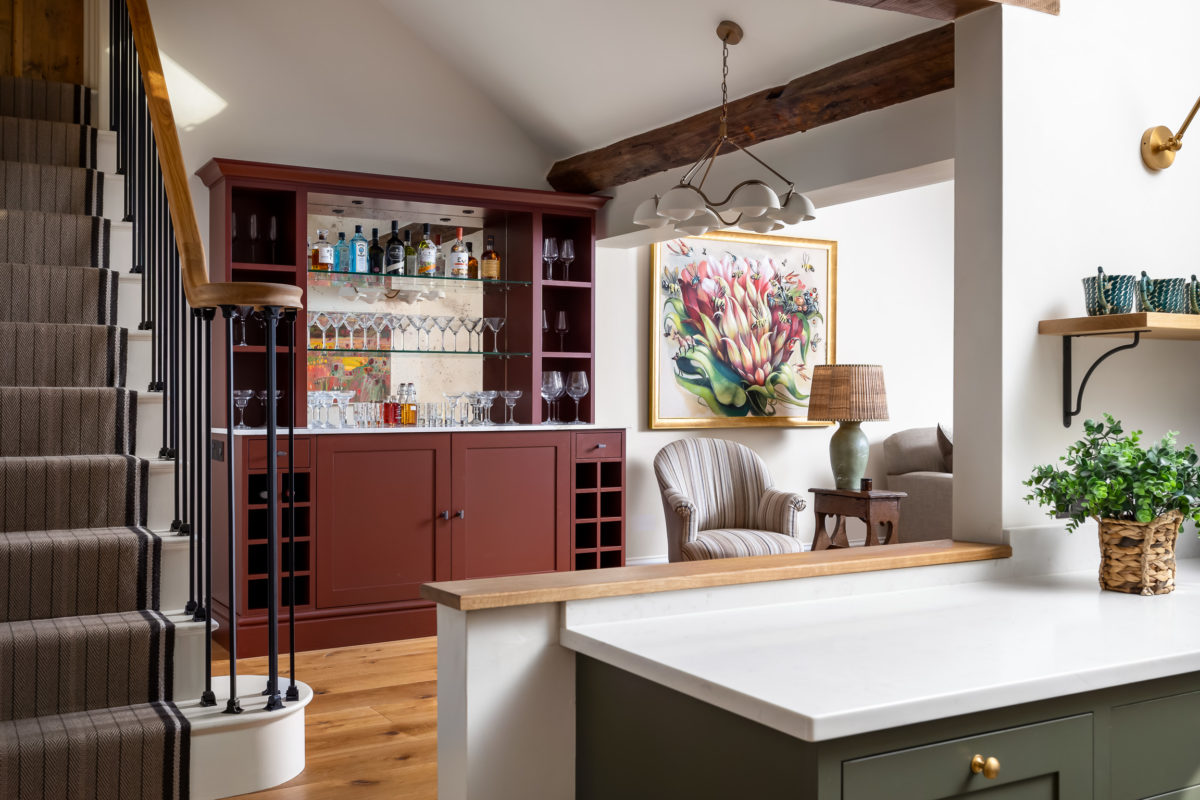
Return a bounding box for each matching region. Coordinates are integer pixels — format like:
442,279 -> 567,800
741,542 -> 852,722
1142,96 -> 1200,170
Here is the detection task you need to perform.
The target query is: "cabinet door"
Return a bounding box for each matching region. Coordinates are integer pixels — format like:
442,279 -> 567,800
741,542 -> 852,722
450,431 -> 571,579
841,714 -> 1092,800
315,433 -> 451,608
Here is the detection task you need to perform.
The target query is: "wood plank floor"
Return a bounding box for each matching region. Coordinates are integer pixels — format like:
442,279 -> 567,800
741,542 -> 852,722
212,638 -> 439,799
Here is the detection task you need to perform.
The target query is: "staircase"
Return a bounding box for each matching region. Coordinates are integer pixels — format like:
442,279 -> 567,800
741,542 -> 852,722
0,4 -> 311,795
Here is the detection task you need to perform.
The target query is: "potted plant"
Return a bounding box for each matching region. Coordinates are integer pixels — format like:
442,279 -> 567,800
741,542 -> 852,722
1024,414 -> 1200,595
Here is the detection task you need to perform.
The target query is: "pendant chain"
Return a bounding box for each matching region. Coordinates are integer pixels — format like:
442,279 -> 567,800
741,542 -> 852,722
720,39 -> 729,129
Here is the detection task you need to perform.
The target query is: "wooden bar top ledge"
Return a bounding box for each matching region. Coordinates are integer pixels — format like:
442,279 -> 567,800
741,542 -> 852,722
421,540 -> 1011,611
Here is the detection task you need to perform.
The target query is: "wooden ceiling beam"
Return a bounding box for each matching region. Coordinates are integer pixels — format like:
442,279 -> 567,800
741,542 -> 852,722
546,24 -> 954,194
828,0 -> 1058,21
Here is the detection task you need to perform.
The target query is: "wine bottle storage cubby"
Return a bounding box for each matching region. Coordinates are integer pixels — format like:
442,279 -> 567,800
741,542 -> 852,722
572,435 -> 625,570
247,575 -> 310,613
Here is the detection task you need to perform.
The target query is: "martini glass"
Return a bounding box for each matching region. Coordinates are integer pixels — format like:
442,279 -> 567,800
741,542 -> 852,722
420,316 -> 437,351
395,314 -> 413,350
448,317 -> 465,351
328,312 -> 345,349
315,312 -> 332,350
434,315 -> 455,351
483,317 -> 505,353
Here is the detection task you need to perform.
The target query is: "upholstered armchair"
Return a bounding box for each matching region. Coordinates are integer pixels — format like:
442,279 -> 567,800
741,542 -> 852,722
653,438 -> 808,562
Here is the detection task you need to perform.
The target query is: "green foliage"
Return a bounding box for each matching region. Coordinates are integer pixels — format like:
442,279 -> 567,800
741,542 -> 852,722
1023,414 -> 1200,532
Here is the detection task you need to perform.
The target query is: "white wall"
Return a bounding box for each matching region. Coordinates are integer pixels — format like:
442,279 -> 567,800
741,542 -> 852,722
952,3 -> 1200,557
596,181 -> 955,561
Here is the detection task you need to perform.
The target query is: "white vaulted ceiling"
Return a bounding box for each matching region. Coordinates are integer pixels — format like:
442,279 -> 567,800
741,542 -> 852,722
381,0 -> 941,161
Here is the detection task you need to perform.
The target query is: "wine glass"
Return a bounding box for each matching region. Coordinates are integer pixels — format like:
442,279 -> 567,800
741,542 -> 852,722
231,212 -> 240,261
500,389 -> 522,425
268,215 -> 278,263
256,389 -> 284,426
542,237 -> 558,280
560,239 -> 575,281
565,371 -> 589,424
328,312 -> 345,349
448,317 -> 465,351
554,311 -> 569,351
420,316 -> 437,351
540,371 -> 564,424
231,307 -> 247,347
483,317 -> 505,353
248,213 -> 260,262
434,315 -> 454,351
233,389 -> 255,429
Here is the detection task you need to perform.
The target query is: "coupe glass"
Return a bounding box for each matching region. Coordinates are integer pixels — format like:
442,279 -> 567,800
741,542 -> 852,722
481,390 -> 499,425
256,389 -> 284,426
565,371 -> 589,424
540,371 -> 564,424
317,391 -> 334,427
500,389 -> 522,424
434,315 -> 455,351
328,312 -> 345,349
448,317 -> 465,351
554,310 -> 569,351
233,389 -> 255,429
335,390 -> 357,427
420,316 -> 437,351
483,316 -> 505,353
542,237 -> 558,280
560,239 -> 575,281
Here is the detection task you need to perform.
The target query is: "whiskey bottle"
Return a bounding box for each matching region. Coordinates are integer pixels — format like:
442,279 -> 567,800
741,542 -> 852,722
312,229 -> 334,271
448,227 -> 469,278
467,242 -> 479,279
480,234 -> 501,280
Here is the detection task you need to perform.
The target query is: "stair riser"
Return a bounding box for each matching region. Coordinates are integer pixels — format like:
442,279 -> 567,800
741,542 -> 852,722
171,617 -> 208,702
103,170 -> 123,222
135,394 -> 163,459
158,534 -> 190,612
96,129 -> 116,174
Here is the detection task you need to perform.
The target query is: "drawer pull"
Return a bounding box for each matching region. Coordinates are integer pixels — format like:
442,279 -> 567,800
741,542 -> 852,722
455,510 -> 466,519
970,754 -> 1000,780
595,443 -> 607,449
439,510 -> 451,520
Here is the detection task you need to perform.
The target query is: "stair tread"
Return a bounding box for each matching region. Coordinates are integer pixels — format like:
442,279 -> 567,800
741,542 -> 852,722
0,76 -> 92,125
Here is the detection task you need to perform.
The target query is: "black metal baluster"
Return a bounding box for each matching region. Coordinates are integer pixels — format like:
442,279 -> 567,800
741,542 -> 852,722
174,242 -> 187,533
284,308 -> 298,703
221,305 -> 243,714
262,306 -> 283,712
199,307 -> 216,706
185,309 -> 199,616
192,305 -> 206,624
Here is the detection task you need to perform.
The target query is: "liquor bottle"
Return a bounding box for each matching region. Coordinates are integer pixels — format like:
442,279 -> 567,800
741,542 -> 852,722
385,220 -> 405,275
350,225 -> 369,273
368,227 -> 384,274
467,242 -> 479,279
480,234 -> 501,280
401,383 -> 417,426
417,224 -> 438,276
448,227 -> 469,278
333,231 -> 350,272
403,230 -> 416,276
312,229 -> 334,271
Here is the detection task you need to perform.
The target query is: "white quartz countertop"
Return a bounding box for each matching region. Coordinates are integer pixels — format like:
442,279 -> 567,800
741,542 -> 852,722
213,423 -> 606,435
561,560 -> 1200,742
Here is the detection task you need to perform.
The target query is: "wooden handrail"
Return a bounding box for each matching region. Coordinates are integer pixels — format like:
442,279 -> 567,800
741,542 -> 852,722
124,0 -> 302,311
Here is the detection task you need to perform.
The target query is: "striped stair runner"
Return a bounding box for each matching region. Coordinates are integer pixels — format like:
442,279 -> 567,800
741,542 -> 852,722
0,76 -> 190,799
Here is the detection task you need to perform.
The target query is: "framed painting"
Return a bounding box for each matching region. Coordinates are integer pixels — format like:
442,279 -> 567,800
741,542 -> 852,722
650,231 -> 836,429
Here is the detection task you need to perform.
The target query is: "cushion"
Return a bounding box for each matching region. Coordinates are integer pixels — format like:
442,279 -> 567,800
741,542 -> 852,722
681,529 -> 804,561
882,427 -> 946,476
936,423 -> 953,472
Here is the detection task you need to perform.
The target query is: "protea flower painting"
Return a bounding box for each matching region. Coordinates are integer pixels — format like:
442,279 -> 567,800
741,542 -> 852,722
652,234 -> 835,427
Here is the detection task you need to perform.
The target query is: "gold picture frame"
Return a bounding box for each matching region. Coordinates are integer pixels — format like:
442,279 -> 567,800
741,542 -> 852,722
650,231 -> 837,429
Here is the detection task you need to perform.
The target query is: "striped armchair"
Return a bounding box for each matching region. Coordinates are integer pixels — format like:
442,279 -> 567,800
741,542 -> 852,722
653,438 -> 808,562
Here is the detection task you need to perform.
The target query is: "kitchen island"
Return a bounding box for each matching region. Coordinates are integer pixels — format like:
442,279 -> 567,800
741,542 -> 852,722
424,543 -> 1200,799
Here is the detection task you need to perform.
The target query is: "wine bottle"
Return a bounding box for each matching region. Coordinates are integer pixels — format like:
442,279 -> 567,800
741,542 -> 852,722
403,230 -> 416,276
480,234 -> 501,280
368,227 -> 384,274
350,225 -> 369,273
449,227 -> 469,278
417,224 -> 437,276
385,220 -> 405,275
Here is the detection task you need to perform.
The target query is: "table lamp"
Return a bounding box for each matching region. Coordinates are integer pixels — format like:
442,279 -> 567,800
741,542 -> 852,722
807,364 -> 889,491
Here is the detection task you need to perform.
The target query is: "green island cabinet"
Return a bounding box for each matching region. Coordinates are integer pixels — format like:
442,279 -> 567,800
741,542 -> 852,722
576,656 -> 1200,799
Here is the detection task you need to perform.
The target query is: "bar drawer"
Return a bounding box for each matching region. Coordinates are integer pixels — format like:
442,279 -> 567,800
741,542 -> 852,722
247,437 -> 310,469
575,431 -> 623,460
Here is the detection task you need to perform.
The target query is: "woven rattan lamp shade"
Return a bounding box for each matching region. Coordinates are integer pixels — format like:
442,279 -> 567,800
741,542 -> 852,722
807,365 -> 889,422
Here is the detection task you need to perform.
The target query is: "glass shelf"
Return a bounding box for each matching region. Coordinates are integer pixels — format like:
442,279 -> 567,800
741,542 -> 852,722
307,269 -> 530,292
308,347 -> 531,358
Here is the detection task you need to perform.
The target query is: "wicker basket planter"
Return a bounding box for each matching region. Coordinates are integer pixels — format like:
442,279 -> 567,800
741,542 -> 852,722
1097,509 -> 1182,596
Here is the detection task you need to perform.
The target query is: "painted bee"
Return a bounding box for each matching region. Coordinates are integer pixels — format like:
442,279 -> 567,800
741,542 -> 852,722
800,252 -> 815,273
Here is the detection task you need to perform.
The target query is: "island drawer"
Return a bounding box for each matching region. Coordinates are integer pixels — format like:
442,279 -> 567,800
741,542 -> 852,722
575,431 -> 622,460
1111,689 -> 1200,799
841,713 -> 1092,799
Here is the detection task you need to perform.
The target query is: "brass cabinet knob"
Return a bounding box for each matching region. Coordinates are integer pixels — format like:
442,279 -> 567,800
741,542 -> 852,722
970,754 -> 1001,780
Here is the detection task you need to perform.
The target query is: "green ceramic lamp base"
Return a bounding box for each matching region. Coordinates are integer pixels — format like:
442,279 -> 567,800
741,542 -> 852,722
829,420 -> 869,490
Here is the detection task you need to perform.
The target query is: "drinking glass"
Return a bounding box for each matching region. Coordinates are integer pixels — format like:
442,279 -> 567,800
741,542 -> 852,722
336,390 -> 356,427
233,389 -> 255,429
385,314 -> 404,350
306,392 -> 320,428
448,317 -> 465,351
540,371 -> 564,424
373,314 -> 391,351
542,237 -> 558,280
317,391 -> 334,427
565,371 -> 589,424
248,213 -> 260,262
395,314 -> 413,350
328,312 -> 345,349
420,316 -> 437,351
315,312 -> 332,350
345,313 -> 362,349
500,389 -> 522,425
444,392 -> 463,427
231,307 -> 248,347
483,317 -> 505,353
464,317 -> 483,352
554,310 -> 569,351
481,390 -> 498,425
256,389 -> 284,427
268,215 -> 278,263
434,315 -> 455,351
231,212 -> 239,262
560,239 -> 575,282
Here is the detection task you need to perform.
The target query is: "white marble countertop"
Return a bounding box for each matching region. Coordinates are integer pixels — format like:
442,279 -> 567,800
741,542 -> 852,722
561,560 -> 1200,742
213,423 -> 606,435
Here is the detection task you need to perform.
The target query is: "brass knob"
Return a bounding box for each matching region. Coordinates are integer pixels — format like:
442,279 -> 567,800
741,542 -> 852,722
970,754 -> 1000,780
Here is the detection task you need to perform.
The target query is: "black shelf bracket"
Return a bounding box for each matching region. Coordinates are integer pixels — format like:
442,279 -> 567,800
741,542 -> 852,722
1061,331 -> 1145,427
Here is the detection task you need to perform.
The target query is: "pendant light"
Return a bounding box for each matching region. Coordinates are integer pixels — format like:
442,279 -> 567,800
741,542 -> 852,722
633,20 -> 816,235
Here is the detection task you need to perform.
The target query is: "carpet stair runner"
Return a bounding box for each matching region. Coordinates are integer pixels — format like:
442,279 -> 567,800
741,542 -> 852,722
0,76 -> 189,799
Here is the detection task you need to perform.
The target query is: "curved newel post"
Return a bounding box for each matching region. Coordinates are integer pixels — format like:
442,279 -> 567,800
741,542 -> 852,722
199,306 -> 217,707
284,307 -> 299,704
262,305 -> 284,712
220,305 -> 243,714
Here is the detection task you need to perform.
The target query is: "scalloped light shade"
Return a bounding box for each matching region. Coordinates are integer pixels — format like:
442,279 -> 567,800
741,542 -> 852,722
676,209 -> 722,236
658,185 -> 706,221
633,196 -> 671,228
727,182 -> 781,218
769,192 -> 817,225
